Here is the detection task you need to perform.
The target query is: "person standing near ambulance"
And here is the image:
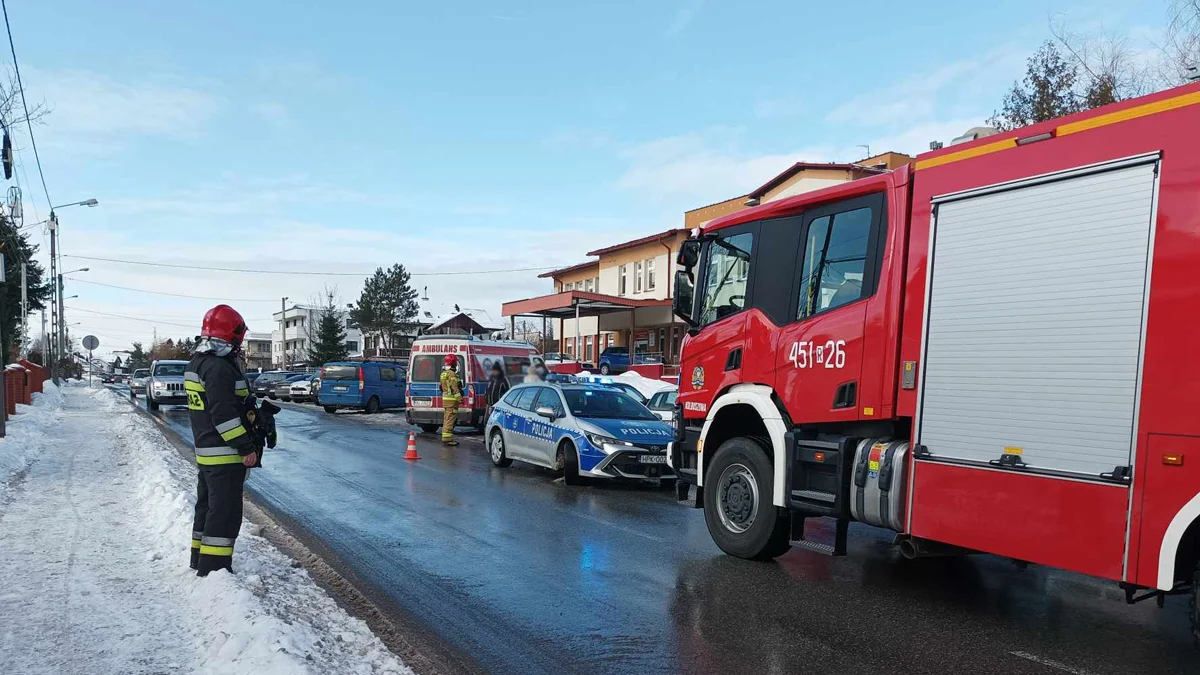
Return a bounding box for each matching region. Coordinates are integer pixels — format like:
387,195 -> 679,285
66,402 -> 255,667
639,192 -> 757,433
186,304 -> 258,576
440,354 -> 463,446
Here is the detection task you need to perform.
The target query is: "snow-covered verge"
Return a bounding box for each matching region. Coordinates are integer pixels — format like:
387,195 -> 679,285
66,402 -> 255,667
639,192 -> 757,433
0,384 -> 412,675
0,380 -> 63,503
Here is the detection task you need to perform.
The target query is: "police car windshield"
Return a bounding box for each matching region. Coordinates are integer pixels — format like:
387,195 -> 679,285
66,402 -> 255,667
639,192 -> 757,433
153,364 -> 186,377
563,388 -> 657,421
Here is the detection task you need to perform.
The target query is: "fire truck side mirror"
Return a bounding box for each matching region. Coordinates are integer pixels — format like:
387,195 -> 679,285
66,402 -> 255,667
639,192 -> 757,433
676,239 -> 701,269
672,269 -> 697,327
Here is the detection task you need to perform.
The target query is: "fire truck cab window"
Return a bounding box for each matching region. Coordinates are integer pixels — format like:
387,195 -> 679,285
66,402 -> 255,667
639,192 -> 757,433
798,207 -> 872,319
699,231 -> 753,325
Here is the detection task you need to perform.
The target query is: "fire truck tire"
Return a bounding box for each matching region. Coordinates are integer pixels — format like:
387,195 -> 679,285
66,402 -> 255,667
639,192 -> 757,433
1191,561 -> 1199,650
704,437 -> 788,561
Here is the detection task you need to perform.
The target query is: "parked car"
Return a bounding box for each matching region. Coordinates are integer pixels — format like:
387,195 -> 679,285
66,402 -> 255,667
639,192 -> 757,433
318,361 -> 406,414
646,389 -> 678,422
252,371 -> 296,398
541,352 -> 595,371
130,369 -> 150,396
485,383 -> 675,484
100,373 -> 115,384
147,360 -> 189,411
245,372 -> 263,385
288,374 -> 318,403
596,347 -> 660,375
273,373 -> 310,402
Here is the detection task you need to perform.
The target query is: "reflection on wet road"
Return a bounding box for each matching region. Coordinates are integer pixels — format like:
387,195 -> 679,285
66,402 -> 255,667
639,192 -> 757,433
116,387 -> 1197,675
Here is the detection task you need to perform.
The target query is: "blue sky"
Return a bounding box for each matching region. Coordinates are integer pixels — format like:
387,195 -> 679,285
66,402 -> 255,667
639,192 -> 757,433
5,0 -> 1168,356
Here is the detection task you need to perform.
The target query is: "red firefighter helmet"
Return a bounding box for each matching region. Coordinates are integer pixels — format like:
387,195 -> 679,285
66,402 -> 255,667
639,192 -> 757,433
201,304 -> 248,345
444,354 -> 458,366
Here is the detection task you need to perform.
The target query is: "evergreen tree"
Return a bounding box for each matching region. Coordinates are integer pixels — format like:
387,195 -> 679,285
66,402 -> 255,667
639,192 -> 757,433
350,264 -> 419,353
127,342 -> 149,370
308,287 -> 349,366
989,41 -> 1080,131
0,215 -> 51,360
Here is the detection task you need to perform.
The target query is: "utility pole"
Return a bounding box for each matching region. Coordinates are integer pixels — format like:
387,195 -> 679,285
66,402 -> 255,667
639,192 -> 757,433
48,213 -> 58,382
19,262 -> 27,356
57,273 -> 65,366
280,296 -> 288,370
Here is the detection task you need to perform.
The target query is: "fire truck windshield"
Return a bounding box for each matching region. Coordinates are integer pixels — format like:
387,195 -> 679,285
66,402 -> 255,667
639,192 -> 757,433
699,232 -> 753,325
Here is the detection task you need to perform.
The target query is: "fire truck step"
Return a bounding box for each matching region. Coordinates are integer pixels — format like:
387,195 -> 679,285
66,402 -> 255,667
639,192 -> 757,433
790,516 -> 849,556
792,489 -> 835,504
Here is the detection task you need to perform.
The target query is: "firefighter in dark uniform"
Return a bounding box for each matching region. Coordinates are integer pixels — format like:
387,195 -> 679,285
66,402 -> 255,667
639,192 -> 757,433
440,354 -> 462,446
186,304 -> 259,576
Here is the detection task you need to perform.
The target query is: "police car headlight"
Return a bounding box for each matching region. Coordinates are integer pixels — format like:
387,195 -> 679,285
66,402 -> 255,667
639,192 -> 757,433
586,432 -> 619,449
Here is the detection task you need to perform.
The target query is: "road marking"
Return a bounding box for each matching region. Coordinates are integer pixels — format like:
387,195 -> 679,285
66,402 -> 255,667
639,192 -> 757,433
1010,651 -> 1099,675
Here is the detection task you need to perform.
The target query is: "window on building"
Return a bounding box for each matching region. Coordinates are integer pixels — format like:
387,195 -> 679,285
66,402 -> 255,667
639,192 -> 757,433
585,335 -> 593,362
646,259 -> 656,291
344,341 -> 359,352
699,231 -> 754,326
585,278 -> 594,292
635,261 -> 644,293
619,265 -> 628,295
797,207 -> 872,319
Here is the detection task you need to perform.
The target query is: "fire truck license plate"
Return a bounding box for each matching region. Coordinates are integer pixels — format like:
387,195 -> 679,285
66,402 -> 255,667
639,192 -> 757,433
412,398 -> 432,407
638,454 -> 668,464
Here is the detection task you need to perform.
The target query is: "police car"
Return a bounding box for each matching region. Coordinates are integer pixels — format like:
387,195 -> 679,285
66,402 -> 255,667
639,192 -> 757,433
484,382 -> 676,485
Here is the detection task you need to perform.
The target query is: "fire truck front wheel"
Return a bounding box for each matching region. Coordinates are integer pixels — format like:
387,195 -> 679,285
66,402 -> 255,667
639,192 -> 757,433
1191,560 -> 1199,649
704,437 -> 790,561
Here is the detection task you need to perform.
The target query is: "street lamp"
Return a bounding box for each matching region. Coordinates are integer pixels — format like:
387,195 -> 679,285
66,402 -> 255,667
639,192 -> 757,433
47,198 -> 99,383
63,268 -> 89,275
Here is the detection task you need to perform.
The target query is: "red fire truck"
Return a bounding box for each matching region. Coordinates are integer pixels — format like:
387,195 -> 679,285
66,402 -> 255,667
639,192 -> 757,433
668,81 -> 1200,635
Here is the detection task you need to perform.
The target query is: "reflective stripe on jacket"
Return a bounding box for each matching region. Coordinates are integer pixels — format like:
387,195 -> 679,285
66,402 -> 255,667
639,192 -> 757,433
186,352 -> 255,464
440,369 -> 462,402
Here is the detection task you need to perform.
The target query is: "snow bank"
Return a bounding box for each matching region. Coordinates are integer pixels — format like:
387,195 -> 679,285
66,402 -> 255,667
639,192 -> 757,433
0,381 -> 63,502
90,388 -> 411,675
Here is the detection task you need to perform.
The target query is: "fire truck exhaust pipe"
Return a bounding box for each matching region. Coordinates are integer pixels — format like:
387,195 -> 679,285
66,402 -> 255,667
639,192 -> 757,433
895,535 -> 978,560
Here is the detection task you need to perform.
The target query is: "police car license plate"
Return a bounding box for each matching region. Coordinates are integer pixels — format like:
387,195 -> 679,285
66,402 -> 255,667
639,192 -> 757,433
333,386 -> 348,392
412,398 -> 432,407
638,454 -> 668,464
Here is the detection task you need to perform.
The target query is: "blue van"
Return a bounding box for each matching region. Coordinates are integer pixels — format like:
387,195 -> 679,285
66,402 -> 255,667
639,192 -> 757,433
318,361 -> 406,414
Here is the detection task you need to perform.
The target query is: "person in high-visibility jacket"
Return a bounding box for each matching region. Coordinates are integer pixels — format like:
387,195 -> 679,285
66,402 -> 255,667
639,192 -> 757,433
440,354 -> 462,446
186,304 -> 258,576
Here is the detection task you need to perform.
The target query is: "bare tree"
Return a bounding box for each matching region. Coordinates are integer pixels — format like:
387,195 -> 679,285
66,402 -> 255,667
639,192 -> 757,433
1050,17 -> 1155,106
1161,0 -> 1200,84
0,68 -> 50,131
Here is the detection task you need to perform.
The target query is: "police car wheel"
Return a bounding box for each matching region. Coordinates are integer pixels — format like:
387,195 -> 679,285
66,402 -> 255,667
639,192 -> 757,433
489,431 -> 513,468
559,442 -> 583,485
704,437 -> 789,561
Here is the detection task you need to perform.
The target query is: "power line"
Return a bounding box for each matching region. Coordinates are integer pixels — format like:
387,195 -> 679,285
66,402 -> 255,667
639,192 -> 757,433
70,278 -> 279,302
1,0 -> 52,210
66,306 -> 199,329
61,254 -> 559,277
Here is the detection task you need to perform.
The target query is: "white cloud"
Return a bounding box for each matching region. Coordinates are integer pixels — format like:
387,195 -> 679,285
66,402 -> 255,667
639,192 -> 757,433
31,68 -> 218,137
252,101 -> 291,126
616,132 -> 841,208
665,0 -> 705,38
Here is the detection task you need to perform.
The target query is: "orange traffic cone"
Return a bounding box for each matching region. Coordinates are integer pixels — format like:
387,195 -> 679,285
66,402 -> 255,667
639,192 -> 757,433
404,431 -> 421,460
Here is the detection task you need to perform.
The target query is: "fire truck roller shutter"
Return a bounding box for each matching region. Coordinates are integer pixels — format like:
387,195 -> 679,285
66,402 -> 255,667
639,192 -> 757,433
917,156 -> 1158,478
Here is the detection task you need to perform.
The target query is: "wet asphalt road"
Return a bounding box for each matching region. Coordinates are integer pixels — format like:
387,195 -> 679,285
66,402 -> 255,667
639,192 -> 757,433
113,386 -> 1198,675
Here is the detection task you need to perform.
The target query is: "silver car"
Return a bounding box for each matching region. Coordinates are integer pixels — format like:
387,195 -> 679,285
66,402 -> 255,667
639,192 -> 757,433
484,383 -> 675,485
147,359 -> 189,411
130,368 -> 150,396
